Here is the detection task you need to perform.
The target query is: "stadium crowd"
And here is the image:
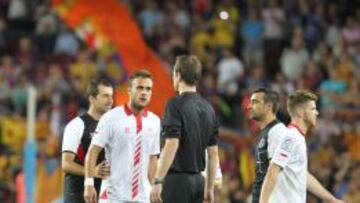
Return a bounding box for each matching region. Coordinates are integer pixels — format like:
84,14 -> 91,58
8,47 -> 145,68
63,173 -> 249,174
0,0 -> 359,202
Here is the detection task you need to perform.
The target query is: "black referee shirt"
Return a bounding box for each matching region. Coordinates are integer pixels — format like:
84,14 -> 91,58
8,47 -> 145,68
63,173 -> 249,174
162,92 -> 218,173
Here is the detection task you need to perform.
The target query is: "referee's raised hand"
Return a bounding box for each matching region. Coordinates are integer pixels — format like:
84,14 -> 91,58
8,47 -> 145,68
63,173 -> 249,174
95,160 -> 110,179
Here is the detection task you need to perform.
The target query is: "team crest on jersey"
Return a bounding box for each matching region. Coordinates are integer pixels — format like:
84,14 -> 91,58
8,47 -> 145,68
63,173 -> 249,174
258,138 -> 265,148
280,138 -> 293,152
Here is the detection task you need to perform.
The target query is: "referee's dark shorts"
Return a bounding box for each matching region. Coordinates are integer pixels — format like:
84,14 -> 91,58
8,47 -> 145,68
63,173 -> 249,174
161,170 -> 205,203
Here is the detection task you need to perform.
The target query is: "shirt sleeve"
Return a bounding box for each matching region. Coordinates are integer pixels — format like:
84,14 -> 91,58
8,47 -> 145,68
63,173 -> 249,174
162,99 -> 182,138
62,117 -> 84,153
271,133 -> 298,168
267,124 -> 286,158
207,111 -> 219,146
150,117 -> 161,155
92,113 -> 112,148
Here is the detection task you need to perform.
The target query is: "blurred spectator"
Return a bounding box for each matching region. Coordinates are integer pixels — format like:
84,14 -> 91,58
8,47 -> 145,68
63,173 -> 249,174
212,1 -> 238,48
303,3 -> 326,51
240,7 -> 264,66
138,1 -> 164,37
319,67 -> 347,109
0,18 -> 6,55
54,23 -> 79,56
10,73 -> 28,114
280,33 -> 309,81
217,49 -> 244,94
262,0 -> 285,76
69,49 -> 97,93
7,0 -> 27,21
341,17 -> 360,53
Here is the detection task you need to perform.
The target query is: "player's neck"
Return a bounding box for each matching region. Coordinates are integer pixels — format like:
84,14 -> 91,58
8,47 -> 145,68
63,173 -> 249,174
289,118 -> 308,135
178,82 -> 196,95
127,101 -> 143,115
87,107 -> 102,121
259,114 -> 276,130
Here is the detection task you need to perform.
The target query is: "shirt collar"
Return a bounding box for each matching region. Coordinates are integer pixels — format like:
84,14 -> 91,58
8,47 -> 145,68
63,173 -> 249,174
288,123 -> 305,136
124,104 -> 148,117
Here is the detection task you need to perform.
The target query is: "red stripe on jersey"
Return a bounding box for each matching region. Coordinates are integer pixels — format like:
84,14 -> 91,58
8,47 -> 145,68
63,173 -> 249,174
100,190 -> 108,199
76,144 -> 85,164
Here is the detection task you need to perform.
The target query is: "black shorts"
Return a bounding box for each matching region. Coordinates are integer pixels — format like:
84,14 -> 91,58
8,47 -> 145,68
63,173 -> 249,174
162,171 -> 204,203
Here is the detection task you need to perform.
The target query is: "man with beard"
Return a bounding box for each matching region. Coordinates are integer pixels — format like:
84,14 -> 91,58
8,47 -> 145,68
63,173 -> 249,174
260,90 -> 344,203
248,88 -> 287,203
83,70 -> 161,203
62,77 -> 113,203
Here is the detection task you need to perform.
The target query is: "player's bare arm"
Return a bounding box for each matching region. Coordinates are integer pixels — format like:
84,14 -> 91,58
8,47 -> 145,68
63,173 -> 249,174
307,172 -> 346,203
204,145 -> 219,203
259,162 -> 282,203
148,155 -> 158,183
62,152 -> 109,178
84,144 -> 105,203
62,152 -> 86,175
150,138 -> 179,203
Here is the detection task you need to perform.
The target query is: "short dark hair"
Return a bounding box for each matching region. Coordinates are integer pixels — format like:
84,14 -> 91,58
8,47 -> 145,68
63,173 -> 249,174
287,90 -> 318,115
252,87 -> 280,113
128,69 -> 153,86
87,77 -> 113,98
173,55 -> 202,86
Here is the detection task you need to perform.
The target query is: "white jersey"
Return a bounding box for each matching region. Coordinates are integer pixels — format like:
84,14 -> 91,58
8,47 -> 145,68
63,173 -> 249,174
267,123 -> 287,158
92,105 -> 160,203
269,124 -> 308,203
62,117 -> 85,154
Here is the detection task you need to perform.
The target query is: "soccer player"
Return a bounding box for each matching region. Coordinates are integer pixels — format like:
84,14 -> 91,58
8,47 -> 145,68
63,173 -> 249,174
84,70 -> 160,203
259,90 -> 345,203
150,55 -> 219,203
248,88 -> 287,203
62,77 -> 113,203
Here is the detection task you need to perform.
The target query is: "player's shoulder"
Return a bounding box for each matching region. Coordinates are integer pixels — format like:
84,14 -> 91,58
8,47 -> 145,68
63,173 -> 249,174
146,111 -> 160,122
103,106 -> 125,118
269,122 -> 287,134
167,96 -> 180,106
268,122 -> 286,137
65,116 -> 84,129
281,127 -> 304,144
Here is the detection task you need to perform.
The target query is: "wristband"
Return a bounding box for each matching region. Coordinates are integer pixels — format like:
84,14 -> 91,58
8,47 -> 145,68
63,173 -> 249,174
84,177 -> 94,186
153,177 -> 164,185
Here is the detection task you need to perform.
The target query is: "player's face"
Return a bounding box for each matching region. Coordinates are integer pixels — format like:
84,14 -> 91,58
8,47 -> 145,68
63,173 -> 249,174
249,93 -> 267,121
129,77 -> 153,110
92,84 -> 114,114
303,101 -> 318,128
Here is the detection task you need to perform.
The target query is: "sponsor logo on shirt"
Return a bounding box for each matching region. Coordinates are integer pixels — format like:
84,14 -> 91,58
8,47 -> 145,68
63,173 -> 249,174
125,127 -> 131,134
258,138 -> 265,148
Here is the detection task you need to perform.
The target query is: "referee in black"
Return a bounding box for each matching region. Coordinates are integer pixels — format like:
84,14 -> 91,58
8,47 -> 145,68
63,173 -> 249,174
150,55 -> 219,203
248,88 -> 287,203
61,77 -> 113,202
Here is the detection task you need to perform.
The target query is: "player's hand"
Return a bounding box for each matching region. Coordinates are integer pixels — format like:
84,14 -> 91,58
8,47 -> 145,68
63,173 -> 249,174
95,161 -> 110,179
150,184 -> 163,203
203,187 -> 214,203
327,199 -> 346,203
84,185 -> 97,203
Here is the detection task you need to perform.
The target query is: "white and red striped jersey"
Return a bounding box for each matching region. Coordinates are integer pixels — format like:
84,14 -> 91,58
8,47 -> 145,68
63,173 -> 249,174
91,105 -> 160,203
269,124 -> 308,203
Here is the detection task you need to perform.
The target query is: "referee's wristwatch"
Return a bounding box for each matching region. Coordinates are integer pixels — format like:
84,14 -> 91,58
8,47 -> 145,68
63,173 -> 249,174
153,177 -> 164,185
